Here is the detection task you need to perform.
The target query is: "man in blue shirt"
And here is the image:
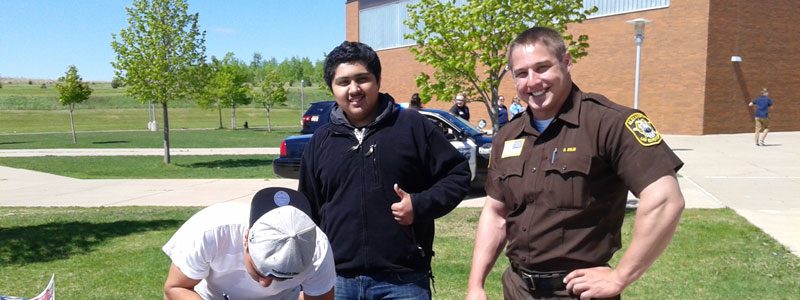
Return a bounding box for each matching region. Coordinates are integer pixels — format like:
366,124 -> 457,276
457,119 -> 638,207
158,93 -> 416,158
750,88 -> 774,146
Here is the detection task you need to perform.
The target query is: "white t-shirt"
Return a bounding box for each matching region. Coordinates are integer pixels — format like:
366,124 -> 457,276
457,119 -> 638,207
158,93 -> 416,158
163,202 -> 336,300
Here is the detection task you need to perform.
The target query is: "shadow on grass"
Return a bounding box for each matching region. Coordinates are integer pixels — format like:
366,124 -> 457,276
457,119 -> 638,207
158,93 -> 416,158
0,141 -> 29,145
91,140 -> 130,144
179,158 -> 273,169
0,219 -> 181,265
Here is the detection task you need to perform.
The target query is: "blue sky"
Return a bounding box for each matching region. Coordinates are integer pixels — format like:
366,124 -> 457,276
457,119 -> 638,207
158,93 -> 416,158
0,0 -> 345,81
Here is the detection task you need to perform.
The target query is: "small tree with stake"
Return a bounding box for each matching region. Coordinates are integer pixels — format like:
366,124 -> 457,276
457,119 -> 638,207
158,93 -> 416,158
251,70 -> 288,132
55,65 -> 93,144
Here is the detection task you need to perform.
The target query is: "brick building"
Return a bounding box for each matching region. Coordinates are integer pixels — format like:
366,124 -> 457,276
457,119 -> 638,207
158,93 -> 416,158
344,0 -> 799,134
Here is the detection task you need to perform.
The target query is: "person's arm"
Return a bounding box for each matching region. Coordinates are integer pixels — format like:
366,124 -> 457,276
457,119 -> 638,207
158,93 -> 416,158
163,263 -> 203,300
466,196 -> 508,300
404,114 -> 472,223
564,174 -> 684,300
300,287 -> 334,300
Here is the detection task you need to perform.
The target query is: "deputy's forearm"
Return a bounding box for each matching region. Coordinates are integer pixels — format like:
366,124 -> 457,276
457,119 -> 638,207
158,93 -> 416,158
467,197 -> 508,289
615,175 -> 684,287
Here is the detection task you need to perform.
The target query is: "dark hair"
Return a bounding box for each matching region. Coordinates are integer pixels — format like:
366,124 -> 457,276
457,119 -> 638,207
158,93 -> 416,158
409,93 -> 422,108
507,27 -> 567,70
323,41 -> 382,91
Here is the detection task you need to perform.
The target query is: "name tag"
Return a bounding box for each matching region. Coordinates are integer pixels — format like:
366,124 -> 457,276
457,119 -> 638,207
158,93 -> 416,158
501,139 -> 525,158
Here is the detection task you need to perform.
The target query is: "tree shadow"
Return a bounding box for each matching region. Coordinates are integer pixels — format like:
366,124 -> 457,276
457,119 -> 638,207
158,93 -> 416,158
91,140 -> 130,144
0,219 -> 181,265
178,158 -> 273,169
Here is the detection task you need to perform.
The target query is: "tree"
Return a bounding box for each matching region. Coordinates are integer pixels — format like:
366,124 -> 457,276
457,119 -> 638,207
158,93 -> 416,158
199,53 -> 252,129
111,0 -> 206,164
405,0 -> 595,132
110,76 -> 124,89
251,70 -> 288,132
54,65 -> 93,144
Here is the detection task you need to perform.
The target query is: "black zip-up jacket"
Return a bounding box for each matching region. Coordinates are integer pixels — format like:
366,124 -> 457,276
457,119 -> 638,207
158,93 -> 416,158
299,93 -> 471,275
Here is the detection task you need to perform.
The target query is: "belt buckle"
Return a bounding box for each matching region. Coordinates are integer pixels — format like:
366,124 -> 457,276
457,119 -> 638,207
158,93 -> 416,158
518,269 -> 565,292
533,273 -> 562,291
519,271 -> 538,291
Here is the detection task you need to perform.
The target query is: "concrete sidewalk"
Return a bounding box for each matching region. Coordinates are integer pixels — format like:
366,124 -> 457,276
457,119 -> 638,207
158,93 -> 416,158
0,147 -> 278,157
1,132 -> 798,256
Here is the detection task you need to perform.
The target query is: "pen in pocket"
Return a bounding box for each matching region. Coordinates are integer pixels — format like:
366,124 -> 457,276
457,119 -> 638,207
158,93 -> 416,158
550,147 -> 557,165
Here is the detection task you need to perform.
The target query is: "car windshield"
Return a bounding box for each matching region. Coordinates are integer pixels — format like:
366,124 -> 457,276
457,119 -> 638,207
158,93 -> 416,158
439,112 -> 484,136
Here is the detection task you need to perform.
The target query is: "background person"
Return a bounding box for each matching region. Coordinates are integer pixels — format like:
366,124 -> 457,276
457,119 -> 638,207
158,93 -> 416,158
509,96 -> 525,117
466,26 -> 685,300
497,95 -> 509,128
299,41 -> 471,299
750,87 -> 774,146
409,92 -> 423,110
162,187 -> 336,300
449,92 -> 471,121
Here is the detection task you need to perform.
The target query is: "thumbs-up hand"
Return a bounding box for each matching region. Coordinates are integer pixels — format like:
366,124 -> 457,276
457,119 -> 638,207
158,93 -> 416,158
391,183 -> 414,225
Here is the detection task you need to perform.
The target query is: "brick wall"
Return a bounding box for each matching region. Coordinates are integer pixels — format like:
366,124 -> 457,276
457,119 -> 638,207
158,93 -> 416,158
704,0 -> 800,133
344,0 -> 799,134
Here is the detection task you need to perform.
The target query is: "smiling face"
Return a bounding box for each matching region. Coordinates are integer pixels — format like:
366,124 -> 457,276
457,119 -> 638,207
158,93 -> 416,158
331,62 -> 380,127
510,41 -> 572,120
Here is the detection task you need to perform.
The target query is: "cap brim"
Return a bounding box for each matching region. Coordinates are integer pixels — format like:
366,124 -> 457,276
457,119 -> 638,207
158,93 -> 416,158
249,187 -> 313,226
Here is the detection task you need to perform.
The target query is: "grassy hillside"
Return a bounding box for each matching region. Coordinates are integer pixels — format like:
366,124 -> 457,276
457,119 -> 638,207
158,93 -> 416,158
0,81 -> 333,133
0,82 -> 332,110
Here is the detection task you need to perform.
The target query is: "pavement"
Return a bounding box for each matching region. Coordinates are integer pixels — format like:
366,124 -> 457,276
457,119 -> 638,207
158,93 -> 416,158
0,132 -> 798,256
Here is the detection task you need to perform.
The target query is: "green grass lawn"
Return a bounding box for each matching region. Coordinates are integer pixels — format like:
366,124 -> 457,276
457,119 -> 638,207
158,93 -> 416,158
0,208 -> 797,299
0,82 -> 333,110
0,129 -> 294,149
0,155 -> 277,179
0,108 -> 305,134
0,81 -> 334,134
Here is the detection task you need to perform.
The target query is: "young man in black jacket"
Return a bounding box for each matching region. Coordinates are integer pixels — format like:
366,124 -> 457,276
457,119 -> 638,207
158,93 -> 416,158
298,41 -> 471,299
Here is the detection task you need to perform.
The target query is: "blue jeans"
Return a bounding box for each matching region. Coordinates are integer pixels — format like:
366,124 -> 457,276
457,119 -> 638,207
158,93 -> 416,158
335,271 -> 431,300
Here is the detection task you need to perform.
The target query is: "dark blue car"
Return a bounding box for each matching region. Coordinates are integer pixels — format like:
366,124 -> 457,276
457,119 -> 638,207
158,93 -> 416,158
273,106 -> 492,189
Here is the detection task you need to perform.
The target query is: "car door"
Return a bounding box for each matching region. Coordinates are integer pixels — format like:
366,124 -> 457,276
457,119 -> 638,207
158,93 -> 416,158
423,114 -> 477,181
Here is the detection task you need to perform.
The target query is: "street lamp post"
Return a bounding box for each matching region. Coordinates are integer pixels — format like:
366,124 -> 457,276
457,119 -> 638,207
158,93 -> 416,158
300,79 -> 305,116
626,18 -> 651,110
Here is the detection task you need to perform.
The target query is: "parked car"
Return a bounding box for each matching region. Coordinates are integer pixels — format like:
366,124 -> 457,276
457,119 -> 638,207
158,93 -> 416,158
273,105 -> 492,189
300,101 -> 335,134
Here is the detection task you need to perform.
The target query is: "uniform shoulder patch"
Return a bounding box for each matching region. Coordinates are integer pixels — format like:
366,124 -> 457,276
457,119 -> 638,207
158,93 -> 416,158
625,112 -> 662,146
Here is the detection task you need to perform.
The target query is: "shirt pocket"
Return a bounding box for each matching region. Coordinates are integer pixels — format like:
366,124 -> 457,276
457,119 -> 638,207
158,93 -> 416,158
544,154 -> 592,209
495,159 -> 526,214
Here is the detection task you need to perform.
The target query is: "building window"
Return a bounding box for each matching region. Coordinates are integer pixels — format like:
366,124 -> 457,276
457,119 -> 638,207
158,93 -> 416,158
584,0 -> 669,18
359,0 -> 467,50
359,0 -> 417,50
358,0 -> 665,50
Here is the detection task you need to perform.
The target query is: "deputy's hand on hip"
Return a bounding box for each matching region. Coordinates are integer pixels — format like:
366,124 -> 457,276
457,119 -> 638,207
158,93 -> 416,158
564,266 -> 625,300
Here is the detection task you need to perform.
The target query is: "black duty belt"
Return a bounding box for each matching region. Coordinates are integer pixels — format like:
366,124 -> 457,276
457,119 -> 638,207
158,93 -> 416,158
512,266 -> 568,292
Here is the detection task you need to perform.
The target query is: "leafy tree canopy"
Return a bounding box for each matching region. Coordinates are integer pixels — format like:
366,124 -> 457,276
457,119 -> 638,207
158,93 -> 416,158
405,0 -> 596,130
55,65 -> 93,107
111,0 -> 206,105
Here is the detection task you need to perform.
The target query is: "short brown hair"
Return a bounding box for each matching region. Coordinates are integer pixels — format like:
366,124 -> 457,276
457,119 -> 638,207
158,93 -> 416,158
506,27 -> 567,70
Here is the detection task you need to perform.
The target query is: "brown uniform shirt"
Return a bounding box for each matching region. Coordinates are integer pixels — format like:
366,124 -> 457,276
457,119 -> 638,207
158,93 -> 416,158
486,84 -> 683,272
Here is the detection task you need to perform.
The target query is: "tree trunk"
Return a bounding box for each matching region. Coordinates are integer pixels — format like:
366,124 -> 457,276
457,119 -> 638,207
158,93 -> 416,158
231,103 -> 237,130
217,104 -> 223,129
491,88 -> 499,134
162,102 -> 171,164
265,105 -> 272,132
68,104 -> 77,144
